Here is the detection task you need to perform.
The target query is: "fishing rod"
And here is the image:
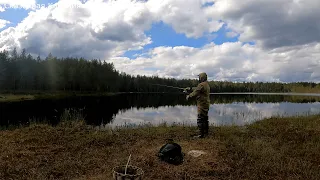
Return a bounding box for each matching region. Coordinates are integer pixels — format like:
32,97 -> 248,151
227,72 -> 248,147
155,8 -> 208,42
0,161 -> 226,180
150,83 -> 192,93
150,83 -> 185,90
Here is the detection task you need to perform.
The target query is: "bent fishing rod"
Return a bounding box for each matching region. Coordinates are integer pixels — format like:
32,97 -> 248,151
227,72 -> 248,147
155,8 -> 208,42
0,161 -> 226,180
150,83 -> 184,90
149,83 -> 192,93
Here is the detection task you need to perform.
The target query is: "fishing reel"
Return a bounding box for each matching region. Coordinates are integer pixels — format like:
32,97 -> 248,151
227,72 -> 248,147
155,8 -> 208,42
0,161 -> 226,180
183,87 -> 193,94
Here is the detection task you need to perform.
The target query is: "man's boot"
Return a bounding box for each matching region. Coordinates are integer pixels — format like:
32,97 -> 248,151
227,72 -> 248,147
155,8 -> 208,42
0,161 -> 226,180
193,114 -> 205,139
204,116 -> 209,136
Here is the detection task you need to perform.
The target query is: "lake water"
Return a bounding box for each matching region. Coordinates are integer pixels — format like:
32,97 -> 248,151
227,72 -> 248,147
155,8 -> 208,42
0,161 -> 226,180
1,93 -> 320,129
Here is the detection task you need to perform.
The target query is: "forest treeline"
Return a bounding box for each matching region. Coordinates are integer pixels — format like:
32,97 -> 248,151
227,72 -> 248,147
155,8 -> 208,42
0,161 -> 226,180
1,48 -> 320,93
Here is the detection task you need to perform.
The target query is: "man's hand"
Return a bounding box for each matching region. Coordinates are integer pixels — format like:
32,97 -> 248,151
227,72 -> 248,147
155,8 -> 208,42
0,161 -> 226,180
183,87 -> 191,93
186,95 -> 190,101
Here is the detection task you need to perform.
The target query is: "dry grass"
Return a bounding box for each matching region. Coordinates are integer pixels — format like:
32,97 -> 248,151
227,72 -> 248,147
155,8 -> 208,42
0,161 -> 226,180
0,94 -> 35,102
1,115 -> 320,180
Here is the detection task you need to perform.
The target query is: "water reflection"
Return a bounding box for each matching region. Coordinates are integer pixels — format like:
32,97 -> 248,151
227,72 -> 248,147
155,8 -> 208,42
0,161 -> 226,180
1,93 -> 320,129
106,102 -> 320,128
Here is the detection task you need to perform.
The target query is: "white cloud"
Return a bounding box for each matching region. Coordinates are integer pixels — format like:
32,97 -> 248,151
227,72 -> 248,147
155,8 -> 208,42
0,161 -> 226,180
206,0 -> 320,49
0,0 -> 225,58
0,19 -> 10,29
147,0 -> 224,38
0,0 -> 36,11
226,31 -> 238,38
0,0 -> 154,59
108,42 -> 320,82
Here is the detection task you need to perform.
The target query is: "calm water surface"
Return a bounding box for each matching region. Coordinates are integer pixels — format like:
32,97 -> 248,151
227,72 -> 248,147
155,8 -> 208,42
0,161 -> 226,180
109,102 -> 320,128
1,93 -> 320,128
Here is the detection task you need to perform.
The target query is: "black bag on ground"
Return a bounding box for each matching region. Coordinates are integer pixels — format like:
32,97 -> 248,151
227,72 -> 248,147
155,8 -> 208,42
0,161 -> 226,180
157,139 -> 184,165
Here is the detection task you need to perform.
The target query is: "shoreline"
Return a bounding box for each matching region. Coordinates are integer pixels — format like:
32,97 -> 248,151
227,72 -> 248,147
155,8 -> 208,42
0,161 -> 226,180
1,91 -> 320,102
0,115 -> 319,179
0,92 -> 122,102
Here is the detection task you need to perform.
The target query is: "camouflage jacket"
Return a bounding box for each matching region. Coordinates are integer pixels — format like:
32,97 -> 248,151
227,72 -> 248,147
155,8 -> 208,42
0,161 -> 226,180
188,73 -> 210,115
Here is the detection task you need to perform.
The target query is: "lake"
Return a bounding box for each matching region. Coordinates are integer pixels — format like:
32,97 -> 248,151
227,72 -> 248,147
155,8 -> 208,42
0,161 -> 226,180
1,93 -> 320,129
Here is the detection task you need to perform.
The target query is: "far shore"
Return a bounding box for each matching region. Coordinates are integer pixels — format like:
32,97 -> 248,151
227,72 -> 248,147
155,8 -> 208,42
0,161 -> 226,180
1,91 -> 320,102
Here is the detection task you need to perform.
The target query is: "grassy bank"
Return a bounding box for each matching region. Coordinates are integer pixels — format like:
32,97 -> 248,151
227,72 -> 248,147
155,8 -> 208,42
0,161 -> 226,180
1,115 -> 320,180
0,92 -> 120,102
0,94 -> 36,102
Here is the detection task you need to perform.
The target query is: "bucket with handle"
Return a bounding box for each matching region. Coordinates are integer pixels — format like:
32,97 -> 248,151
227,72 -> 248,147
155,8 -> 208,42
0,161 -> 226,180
112,154 -> 144,180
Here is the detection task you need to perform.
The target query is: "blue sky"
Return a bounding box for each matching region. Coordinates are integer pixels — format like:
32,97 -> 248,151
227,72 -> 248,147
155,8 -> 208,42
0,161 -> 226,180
124,22 -> 240,59
1,9 -> 27,28
0,0 -> 319,82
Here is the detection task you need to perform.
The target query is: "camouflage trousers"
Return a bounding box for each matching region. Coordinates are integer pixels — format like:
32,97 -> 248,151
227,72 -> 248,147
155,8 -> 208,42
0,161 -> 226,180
197,113 -> 209,137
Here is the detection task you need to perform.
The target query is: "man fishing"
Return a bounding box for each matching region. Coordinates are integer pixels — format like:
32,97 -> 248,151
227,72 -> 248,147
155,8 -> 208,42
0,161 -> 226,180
185,72 -> 210,138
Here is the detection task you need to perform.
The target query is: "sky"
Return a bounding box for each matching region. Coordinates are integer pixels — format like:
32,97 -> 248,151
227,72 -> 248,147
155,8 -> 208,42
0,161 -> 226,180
0,0 -> 319,83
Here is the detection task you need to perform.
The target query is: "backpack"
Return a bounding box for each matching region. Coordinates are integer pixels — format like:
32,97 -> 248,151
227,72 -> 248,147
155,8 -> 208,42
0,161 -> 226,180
157,139 -> 184,165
